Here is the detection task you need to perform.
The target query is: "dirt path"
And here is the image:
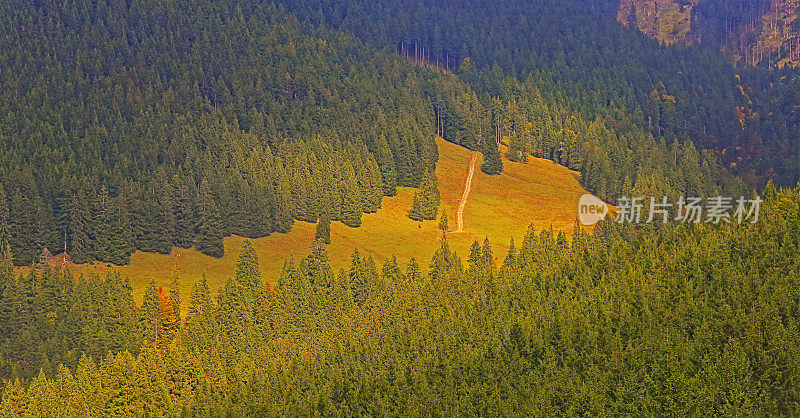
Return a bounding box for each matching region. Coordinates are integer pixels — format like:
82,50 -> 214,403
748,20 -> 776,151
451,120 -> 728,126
455,152 -> 478,233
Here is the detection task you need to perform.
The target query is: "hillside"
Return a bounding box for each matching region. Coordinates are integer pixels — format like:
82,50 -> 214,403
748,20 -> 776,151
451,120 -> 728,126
21,138 -> 592,308
619,0 -> 800,68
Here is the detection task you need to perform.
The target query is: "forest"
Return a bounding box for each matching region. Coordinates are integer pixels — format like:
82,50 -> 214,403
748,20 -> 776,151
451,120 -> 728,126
0,0 -> 761,266
1,0 -> 800,414
1,183 -> 799,414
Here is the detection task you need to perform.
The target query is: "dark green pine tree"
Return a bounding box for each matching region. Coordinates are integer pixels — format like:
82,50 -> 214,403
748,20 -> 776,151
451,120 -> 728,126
65,190 -> 92,264
158,179 -> 177,253
92,187 -> 113,263
272,167 -> 295,234
234,241 -> 263,296
439,210 -> 449,233
481,137 -> 504,175
0,186 -> 8,250
172,174 -> 195,249
340,163 -> 363,228
106,196 -> 133,265
408,168 -> 440,221
7,186 -> 36,265
408,191 -> 425,222
217,241 -> 263,345
348,249 -> 369,306
93,189 -> 133,265
195,179 -> 224,258
315,212 -> 332,244
375,134 -> 398,196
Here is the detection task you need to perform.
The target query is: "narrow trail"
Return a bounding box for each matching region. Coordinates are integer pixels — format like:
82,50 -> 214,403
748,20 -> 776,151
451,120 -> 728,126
455,152 -> 478,233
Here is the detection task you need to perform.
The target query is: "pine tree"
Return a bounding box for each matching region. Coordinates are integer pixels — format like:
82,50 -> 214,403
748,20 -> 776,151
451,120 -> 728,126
439,210 -> 449,232
170,274 -> 181,324
375,134 -> 398,196
272,167 -> 295,233
340,163 -> 363,228
348,249 -> 369,306
481,136 -> 504,175
65,191 -> 92,264
195,179 -> 224,258
315,212 -> 331,244
107,196 -> 133,265
92,187 -> 113,263
235,241 -> 262,295
408,168 -> 440,221
0,186 -> 8,250
159,179 -> 177,253
173,174 -> 195,249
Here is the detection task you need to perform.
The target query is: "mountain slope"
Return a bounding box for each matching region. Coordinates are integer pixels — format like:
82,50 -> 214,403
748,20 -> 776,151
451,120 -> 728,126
23,138 -> 593,307
620,0 -> 800,68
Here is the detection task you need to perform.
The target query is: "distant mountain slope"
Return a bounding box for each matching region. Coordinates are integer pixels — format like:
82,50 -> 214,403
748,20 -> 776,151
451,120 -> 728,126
619,0 -> 800,68
275,0 -> 800,187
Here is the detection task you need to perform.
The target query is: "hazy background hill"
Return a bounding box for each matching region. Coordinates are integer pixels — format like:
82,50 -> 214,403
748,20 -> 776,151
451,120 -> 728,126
619,0 -> 800,69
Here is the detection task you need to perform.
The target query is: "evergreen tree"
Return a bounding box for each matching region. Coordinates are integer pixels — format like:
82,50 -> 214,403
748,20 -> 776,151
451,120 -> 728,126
195,179 -> 224,258
340,164 -> 363,228
408,168 -> 440,221
481,137 -> 504,175
235,241 -> 262,295
0,187 -> 8,250
439,210 -> 449,232
172,175 -> 195,249
272,167 -> 295,233
315,212 -> 332,244
65,191 -> 91,264
375,134 -> 398,196
107,196 -> 133,265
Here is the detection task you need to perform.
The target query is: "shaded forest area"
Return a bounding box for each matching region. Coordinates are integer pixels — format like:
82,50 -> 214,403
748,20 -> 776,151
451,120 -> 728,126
0,0 -> 438,265
280,0 -> 800,187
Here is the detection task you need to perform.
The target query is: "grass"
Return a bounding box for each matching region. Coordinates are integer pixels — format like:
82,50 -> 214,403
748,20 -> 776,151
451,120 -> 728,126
17,138 -> 593,311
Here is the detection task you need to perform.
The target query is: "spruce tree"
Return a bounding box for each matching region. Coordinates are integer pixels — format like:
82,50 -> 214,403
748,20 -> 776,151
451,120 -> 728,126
92,187 -> 112,263
408,168 -> 440,221
195,179 -> 224,258
272,167 -> 295,233
315,212 -> 331,244
481,137 -> 503,175
106,196 -> 133,265
172,174 -> 195,249
408,191 -> 425,222
0,186 -> 8,250
375,134 -> 398,196
235,241 -> 262,296
340,164 -> 363,228
439,211 -> 449,232
65,191 -> 92,264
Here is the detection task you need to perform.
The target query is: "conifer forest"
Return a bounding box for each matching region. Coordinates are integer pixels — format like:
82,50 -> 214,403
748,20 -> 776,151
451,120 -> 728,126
1,0 -> 800,415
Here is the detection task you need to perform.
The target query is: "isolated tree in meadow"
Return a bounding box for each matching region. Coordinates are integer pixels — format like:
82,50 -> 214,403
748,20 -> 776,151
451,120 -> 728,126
439,211 -> 449,232
315,212 -> 331,244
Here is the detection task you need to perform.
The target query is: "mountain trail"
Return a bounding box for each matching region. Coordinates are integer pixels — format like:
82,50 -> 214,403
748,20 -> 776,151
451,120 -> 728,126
454,152 -> 478,233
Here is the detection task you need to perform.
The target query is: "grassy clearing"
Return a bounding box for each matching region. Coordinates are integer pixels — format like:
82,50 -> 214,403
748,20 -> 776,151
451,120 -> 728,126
18,138 -> 593,309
